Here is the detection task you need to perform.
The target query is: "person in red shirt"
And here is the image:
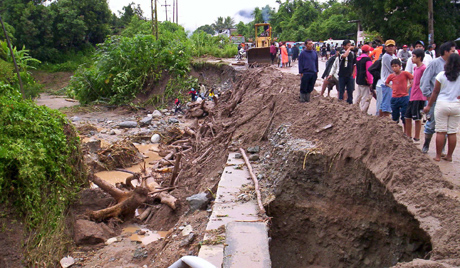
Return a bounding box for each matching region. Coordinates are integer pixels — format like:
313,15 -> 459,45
385,58 -> 413,134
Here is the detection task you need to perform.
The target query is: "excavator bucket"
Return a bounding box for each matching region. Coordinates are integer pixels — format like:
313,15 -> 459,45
247,47 -> 272,66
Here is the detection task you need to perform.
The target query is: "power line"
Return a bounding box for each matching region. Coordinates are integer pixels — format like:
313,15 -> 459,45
161,0 -> 170,22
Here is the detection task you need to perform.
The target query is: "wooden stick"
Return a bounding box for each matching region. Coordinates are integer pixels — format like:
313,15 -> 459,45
260,107 -> 277,141
170,153 -> 182,187
193,147 -> 212,164
239,148 -> 266,215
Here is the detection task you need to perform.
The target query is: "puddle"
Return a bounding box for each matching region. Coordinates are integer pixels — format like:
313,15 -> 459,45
94,143 -> 162,185
122,224 -> 170,245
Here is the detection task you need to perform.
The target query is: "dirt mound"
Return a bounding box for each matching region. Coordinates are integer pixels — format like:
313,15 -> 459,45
209,66 -> 460,267
54,65 -> 460,267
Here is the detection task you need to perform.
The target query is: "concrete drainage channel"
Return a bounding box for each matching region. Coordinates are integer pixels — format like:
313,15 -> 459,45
198,152 -> 271,268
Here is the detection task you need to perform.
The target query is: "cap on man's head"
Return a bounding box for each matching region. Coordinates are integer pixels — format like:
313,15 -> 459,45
361,45 -> 371,53
403,45 -> 408,48
385,39 -> 396,46
415,40 -> 425,47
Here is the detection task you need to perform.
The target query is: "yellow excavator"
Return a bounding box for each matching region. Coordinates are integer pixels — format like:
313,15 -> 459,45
247,23 -> 272,65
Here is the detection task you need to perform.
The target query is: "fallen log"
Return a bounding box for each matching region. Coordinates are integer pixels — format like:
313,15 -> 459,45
90,187 -> 149,222
138,207 -> 153,221
146,181 -> 177,210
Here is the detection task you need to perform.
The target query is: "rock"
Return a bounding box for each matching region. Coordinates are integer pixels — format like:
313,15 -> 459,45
168,118 -> 179,124
140,117 -> 152,126
177,115 -> 183,118
106,237 -> 118,245
118,121 -> 137,128
257,174 -> 265,180
151,110 -> 162,118
186,193 -> 209,212
151,134 -> 161,143
234,153 -> 242,159
165,112 -> 171,116
60,256 -> 75,268
180,233 -> 196,247
109,129 -> 122,135
133,247 -> 148,259
70,116 -> 80,122
89,130 -> 96,136
190,108 -> 204,117
83,139 -> 101,153
159,120 -> 166,125
74,219 -> 115,246
181,225 -> 193,236
247,146 -> 260,153
249,154 -> 260,161
147,114 -> 153,118
161,109 -> 169,113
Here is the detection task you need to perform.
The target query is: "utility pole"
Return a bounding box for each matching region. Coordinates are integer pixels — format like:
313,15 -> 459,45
176,0 -> 178,24
154,0 -> 158,39
0,14 -> 25,99
428,0 -> 434,45
154,0 -> 155,35
162,0 -> 170,22
172,0 -> 175,23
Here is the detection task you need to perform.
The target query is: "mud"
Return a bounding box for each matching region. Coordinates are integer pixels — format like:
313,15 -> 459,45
218,67 -> 460,267
265,139 -> 431,267
12,63 -> 458,267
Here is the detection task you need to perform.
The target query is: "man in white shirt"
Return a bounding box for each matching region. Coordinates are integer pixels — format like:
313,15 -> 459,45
405,40 -> 432,74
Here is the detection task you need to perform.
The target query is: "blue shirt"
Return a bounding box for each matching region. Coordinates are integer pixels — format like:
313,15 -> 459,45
298,49 -> 318,74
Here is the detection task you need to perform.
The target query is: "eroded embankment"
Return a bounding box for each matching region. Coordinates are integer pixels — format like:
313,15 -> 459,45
212,67 -> 460,267
264,133 -> 432,267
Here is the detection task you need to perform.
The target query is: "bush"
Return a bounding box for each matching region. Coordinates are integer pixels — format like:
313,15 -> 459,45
0,82 -> 86,264
68,22 -> 192,105
190,31 -> 238,58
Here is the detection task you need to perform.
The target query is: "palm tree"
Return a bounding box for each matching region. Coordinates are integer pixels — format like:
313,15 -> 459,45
223,16 -> 235,32
212,17 -> 225,33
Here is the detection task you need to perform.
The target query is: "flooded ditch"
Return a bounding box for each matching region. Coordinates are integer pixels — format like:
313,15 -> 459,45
264,142 -> 432,268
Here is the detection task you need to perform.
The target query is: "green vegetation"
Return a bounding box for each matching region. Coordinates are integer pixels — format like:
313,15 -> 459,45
0,83 -> 86,265
190,31 -> 238,58
0,40 -> 42,98
68,21 -> 192,105
231,0 -> 459,45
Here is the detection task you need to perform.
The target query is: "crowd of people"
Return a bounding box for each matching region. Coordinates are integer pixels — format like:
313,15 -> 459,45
298,38 -> 460,162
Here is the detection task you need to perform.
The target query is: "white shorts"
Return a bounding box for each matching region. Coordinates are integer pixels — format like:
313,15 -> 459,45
434,101 -> 460,134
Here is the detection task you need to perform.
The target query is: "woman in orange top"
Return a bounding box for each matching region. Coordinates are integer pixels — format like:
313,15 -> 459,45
280,42 -> 289,68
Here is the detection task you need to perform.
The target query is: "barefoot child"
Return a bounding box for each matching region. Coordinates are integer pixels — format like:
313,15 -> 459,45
385,59 -> 413,134
405,49 -> 427,143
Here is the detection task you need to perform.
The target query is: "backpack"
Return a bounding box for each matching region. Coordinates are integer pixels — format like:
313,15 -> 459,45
368,58 -> 382,80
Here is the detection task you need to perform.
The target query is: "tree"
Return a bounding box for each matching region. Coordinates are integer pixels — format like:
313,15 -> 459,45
194,24 -> 215,35
346,0 -> 460,44
212,17 -> 225,33
119,2 -> 145,26
235,21 -> 248,37
223,16 -> 235,32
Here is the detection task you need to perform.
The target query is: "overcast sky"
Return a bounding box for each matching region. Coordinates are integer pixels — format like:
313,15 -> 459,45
107,0 -> 280,32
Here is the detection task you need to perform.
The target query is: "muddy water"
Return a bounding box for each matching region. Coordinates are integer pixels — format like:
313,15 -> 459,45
122,224 -> 170,245
94,143 -> 162,185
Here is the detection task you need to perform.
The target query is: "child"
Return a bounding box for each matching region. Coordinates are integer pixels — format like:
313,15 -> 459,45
404,49 -> 427,143
174,98 -> 183,115
188,88 -> 197,102
208,88 -> 215,100
385,59 -> 413,134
